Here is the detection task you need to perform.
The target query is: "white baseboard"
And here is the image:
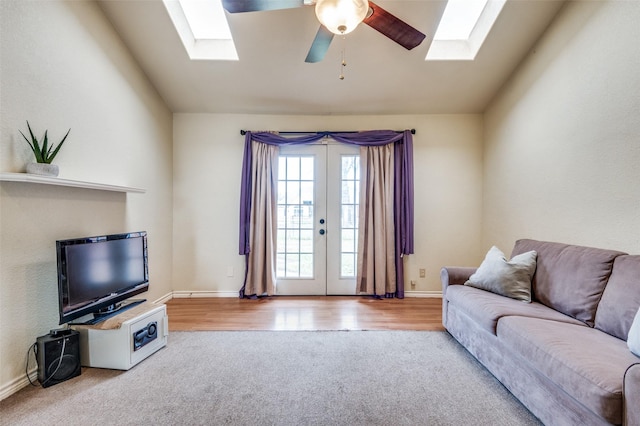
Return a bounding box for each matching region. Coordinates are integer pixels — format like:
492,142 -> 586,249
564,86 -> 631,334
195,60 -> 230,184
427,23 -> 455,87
171,290 -> 238,298
404,290 -> 442,298
153,292 -> 174,304
0,369 -> 37,402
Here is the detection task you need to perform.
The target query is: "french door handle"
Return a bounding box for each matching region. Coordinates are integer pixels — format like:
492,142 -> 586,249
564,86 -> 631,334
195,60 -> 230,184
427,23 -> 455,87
319,219 -> 325,224
319,229 -> 325,235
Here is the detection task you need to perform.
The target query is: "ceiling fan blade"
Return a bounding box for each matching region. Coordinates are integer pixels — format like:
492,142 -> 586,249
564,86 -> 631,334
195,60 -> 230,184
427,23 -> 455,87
305,25 -> 334,63
222,0 -> 305,13
363,1 -> 426,50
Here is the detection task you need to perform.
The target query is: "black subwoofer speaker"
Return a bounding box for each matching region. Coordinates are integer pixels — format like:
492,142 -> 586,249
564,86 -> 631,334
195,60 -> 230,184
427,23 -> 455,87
36,329 -> 81,388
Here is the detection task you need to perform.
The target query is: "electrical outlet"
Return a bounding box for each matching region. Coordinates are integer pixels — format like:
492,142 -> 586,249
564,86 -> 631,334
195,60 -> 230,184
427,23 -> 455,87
419,268 -> 426,278
410,280 -> 416,288
227,266 -> 234,277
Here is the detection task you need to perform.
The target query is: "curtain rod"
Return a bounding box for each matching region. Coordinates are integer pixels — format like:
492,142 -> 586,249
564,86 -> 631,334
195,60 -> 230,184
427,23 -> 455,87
239,129 -> 416,135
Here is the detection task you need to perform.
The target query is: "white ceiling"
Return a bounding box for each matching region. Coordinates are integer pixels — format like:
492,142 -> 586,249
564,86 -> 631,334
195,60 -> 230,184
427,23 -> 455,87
97,0 -> 565,115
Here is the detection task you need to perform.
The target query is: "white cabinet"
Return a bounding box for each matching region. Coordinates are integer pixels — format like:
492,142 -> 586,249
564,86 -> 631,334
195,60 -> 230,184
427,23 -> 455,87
72,304 -> 168,370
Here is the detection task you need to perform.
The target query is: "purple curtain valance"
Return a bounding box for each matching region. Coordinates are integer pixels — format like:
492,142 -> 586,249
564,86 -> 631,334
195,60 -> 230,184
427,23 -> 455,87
247,130 -> 404,147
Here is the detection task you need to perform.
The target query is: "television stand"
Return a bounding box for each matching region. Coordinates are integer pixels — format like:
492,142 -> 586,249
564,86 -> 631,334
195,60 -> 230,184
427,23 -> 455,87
71,303 -> 167,370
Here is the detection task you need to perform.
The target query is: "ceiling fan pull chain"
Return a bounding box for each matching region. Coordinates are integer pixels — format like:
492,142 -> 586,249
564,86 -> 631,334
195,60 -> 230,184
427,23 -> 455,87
339,34 -> 347,80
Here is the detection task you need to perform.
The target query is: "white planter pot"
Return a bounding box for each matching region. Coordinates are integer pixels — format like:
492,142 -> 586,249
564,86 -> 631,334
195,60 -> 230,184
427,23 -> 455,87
26,162 -> 59,177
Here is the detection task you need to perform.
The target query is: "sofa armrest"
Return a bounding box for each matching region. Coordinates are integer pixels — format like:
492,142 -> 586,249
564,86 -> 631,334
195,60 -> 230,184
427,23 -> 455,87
440,266 -> 477,288
624,362 -> 640,426
440,267 -> 477,329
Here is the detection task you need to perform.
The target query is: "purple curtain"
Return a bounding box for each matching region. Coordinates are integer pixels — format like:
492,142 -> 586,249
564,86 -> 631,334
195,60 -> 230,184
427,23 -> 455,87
239,130 -> 414,298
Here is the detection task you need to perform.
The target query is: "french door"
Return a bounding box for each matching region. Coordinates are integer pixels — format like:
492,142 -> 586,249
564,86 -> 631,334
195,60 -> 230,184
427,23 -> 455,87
275,142 -> 360,295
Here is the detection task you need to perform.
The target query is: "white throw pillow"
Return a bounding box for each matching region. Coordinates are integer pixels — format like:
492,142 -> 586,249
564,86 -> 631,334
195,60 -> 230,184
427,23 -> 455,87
628,307 -> 640,357
465,246 -> 537,303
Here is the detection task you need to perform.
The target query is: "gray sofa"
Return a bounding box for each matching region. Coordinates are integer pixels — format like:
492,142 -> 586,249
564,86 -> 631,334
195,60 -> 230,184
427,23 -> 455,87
441,239 -> 640,425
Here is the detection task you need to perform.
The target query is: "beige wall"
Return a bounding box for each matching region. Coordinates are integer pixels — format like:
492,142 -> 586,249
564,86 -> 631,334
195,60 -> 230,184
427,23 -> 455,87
0,1 -> 173,395
172,113 -> 484,296
483,0 -> 640,254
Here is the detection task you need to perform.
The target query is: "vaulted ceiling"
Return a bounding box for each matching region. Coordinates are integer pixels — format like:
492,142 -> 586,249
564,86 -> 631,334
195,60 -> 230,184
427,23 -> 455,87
98,0 -> 565,115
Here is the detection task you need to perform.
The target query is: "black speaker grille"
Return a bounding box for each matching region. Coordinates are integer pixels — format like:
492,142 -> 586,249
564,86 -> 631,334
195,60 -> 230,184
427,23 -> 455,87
37,330 -> 81,388
47,354 -> 80,380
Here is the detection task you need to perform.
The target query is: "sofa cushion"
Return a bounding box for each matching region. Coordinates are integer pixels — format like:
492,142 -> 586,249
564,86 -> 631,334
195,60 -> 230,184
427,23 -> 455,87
511,239 -> 626,326
446,284 -> 584,335
464,246 -> 537,302
629,308 -> 640,357
594,255 -> 640,341
498,316 -> 640,424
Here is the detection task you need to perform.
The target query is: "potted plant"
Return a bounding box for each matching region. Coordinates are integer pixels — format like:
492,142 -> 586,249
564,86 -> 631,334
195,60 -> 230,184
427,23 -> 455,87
20,121 -> 70,177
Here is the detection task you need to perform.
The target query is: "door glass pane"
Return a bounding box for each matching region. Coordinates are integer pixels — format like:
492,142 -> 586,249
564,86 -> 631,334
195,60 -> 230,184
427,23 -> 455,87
287,181 -> 300,205
286,254 -> 299,277
287,157 -> 300,180
341,253 -> 356,277
277,253 -> 286,277
285,229 -> 299,253
300,254 -> 313,277
340,155 -> 360,277
277,155 -> 314,279
300,230 -> 314,252
277,229 -> 286,252
300,157 -> 314,180
341,229 -> 355,252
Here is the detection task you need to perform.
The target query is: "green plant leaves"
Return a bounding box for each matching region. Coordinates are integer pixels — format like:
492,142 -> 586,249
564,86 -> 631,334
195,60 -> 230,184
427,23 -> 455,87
47,128 -> 71,164
19,121 -> 70,164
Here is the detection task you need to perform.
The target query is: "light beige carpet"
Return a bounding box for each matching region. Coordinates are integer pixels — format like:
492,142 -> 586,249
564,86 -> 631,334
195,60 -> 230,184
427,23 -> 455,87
1,331 -> 541,425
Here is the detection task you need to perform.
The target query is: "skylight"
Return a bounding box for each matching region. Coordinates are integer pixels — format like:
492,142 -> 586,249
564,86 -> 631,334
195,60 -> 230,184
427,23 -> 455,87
178,0 -> 231,39
434,0 -> 488,40
427,0 -> 506,61
164,0 -> 238,60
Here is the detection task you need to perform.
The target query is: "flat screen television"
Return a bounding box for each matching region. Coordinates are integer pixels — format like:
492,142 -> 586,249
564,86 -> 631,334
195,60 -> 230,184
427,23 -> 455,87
56,231 -> 149,325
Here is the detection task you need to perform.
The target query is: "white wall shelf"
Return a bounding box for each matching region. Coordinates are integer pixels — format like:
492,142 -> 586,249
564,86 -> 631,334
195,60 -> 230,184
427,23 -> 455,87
0,172 -> 145,193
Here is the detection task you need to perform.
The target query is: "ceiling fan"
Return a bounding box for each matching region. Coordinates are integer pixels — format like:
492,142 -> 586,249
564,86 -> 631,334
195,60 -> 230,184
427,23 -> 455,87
221,0 -> 426,63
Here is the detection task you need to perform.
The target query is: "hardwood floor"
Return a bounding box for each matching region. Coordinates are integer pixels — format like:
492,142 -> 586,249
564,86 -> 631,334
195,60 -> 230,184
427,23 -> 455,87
166,296 -> 444,331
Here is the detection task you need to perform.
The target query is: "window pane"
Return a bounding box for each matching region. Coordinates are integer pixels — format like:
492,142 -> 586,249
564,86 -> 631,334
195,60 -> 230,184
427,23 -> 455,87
278,181 -> 286,204
341,253 -> 355,277
277,206 -> 286,228
341,229 -> 355,253
278,157 -> 287,180
277,253 -> 286,277
300,230 -> 313,252
277,229 -> 286,252
287,181 -> 300,205
286,254 -> 299,277
299,208 -> 313,229
300,157 -> 314,180
286,206 -> 300,229
342,205 -> 356,229
285,230 -> 299,253
301,181 -> 314,205
300,254 -> 313,277
286,157 -> 300,180
342,156 -> 356,179
342,180 -> 355,204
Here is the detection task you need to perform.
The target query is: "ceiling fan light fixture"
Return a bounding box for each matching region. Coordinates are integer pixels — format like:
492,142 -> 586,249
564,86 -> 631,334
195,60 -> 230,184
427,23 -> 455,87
315,0 -> 369,35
